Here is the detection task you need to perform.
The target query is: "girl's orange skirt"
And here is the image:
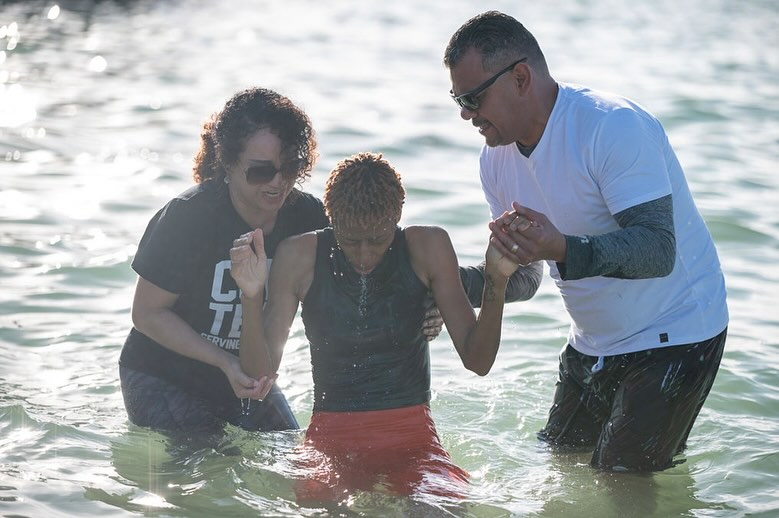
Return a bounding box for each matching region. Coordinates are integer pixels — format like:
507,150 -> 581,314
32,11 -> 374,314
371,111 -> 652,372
293,404 -> 469,503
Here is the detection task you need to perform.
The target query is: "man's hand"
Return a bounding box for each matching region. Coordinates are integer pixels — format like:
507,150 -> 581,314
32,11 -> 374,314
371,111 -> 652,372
489,202 -> 567,265
422,307 -> 444,341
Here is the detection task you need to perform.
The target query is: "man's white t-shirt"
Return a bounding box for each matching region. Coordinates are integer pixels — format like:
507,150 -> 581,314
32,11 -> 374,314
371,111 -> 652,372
480,82 -> 728,356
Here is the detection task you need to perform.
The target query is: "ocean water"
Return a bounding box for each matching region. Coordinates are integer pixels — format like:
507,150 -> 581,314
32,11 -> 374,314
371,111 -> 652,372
1,0 -> 777,516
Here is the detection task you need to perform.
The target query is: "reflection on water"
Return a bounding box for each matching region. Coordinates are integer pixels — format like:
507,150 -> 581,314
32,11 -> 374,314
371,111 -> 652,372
106,427 -> 468,517
1,0 -> 778,516
535,450 -> 738,518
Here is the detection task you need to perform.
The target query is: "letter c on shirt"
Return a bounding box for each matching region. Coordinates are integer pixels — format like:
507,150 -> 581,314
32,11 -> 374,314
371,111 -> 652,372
211,260 -> 237,302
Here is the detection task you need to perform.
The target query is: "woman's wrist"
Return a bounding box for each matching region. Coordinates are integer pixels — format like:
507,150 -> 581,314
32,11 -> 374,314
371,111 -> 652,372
215,347 -> 237,374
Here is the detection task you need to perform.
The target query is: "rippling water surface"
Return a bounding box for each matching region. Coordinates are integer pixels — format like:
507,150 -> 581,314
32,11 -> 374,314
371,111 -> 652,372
1,0 -> 777,516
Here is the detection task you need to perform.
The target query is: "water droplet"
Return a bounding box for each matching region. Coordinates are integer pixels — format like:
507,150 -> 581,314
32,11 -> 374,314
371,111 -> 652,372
358,275 -> 369,317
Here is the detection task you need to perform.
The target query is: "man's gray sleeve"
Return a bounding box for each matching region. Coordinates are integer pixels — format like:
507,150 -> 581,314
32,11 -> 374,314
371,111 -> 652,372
459,261 -> 543,308
558,194 -> 676,280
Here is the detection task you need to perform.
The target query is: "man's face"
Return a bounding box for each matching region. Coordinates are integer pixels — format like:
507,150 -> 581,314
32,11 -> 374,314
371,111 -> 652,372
449,49 -> 522,147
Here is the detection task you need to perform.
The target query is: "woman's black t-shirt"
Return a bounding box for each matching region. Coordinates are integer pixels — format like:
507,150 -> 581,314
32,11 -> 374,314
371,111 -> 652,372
119,180 -> 328,409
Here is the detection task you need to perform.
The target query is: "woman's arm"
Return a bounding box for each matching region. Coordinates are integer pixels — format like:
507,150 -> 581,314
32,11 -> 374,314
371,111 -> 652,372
131,276 -> 266,399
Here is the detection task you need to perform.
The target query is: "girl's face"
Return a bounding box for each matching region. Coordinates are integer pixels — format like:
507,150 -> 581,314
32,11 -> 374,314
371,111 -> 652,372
227,128 -> 296,215
334,220 -> 397,276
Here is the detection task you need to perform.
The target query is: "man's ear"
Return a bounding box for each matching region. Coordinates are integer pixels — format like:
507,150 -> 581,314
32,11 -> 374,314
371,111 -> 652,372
515,67 -> 529,92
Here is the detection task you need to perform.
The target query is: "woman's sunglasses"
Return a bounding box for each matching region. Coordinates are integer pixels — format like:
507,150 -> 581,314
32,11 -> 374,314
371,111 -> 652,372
244,163 -> 281,185
244,158 -> 304,185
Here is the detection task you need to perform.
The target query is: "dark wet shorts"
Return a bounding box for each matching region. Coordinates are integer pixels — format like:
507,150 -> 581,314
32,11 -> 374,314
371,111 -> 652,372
119,365 -> 299,435
537,328 -> 727,472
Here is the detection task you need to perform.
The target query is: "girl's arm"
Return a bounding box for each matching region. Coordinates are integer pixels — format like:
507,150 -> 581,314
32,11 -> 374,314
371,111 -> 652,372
407,226 -> 518,376
230,230 -> 316,380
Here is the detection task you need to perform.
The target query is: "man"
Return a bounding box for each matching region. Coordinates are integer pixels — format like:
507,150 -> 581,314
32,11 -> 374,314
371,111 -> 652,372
444,10 -> 728,472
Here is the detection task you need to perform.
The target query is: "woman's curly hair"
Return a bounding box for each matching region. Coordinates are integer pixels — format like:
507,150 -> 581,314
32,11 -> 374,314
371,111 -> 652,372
192,87 -> 317,185
323,152 -> 405,229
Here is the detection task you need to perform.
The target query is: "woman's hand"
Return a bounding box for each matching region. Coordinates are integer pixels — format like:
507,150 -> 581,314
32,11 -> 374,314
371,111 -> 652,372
222,352 -> 276,400
230,229 -> 267,299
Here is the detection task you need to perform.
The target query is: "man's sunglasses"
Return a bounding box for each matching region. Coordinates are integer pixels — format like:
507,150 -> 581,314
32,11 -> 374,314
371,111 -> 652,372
244,159 -> 304,185
450,57 -> 527,111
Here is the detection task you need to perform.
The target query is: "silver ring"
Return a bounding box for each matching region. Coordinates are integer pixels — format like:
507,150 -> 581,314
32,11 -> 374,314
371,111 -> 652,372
511,243 -> 519,253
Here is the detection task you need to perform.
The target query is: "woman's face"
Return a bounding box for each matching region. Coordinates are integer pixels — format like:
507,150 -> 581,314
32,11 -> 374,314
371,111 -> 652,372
227,128 -> 296,216
334,219 -> 396,276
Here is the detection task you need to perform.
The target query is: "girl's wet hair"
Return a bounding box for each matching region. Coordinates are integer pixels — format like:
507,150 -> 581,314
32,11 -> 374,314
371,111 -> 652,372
192,87 -> 317,185
324,152 -> 405,229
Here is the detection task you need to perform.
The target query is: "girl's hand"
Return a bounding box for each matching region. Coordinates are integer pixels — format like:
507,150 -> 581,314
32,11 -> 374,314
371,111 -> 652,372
230,229 -> 266,299
485,238 -> 521,278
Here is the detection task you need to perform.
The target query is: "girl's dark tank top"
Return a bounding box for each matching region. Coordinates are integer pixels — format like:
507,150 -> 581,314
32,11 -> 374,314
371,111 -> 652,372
301,227 -> 431,412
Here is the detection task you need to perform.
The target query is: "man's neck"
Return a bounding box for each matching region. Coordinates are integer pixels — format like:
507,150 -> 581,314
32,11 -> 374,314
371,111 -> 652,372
516,141 -> 536,157
516,81 -> 559,157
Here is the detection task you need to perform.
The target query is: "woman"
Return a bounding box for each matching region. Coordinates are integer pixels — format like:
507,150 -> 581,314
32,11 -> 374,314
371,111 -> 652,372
119,87 -> 326,435
230,152 -> 525,500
